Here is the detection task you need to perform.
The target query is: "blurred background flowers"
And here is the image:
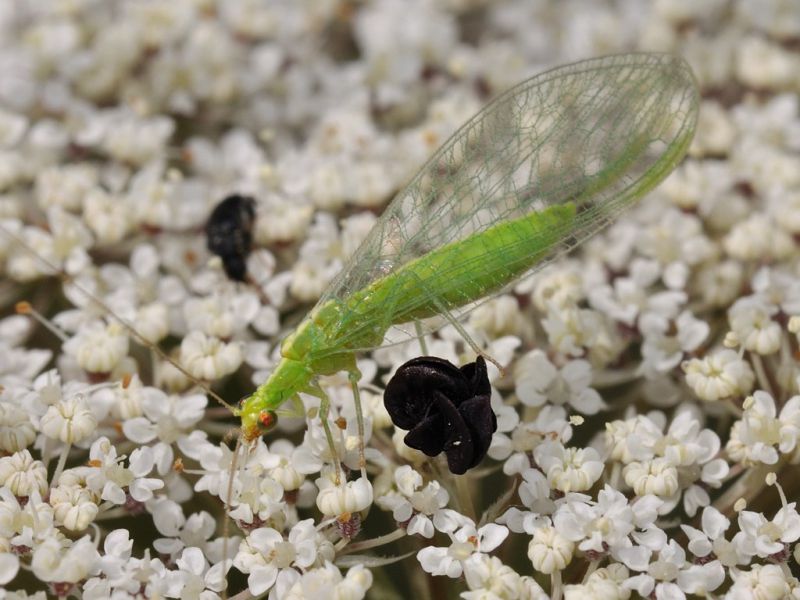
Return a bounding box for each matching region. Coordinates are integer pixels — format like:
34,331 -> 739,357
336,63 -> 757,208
1,1 -> 800,598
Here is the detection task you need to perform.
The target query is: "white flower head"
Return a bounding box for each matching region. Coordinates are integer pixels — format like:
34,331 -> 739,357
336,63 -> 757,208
0,403 -> 37,452
40,394 -> 97,444
515,350 -> 605,414
527,521 -> 574,574
640,310 -> 709,376
417,517 -> 508,579
376,465 -> 449,538
729,296 -> 782,355
462,554 -> 545,599
534,441 -> 604,493
563,563 -> 630,600
234,519 -> 334,596
681,505 -> 746,567
49,483 -> 99,531
179,331 -> 242,380
284,562 -> 373,600
0,449 -> 48,497
31,535 -> 100,584
683,348 -> 755,402
623,457 -> 679,499
727,391 -> 800,465
726,563 -> 791,599
65,320 -> 130,375
316,475 -> 373,518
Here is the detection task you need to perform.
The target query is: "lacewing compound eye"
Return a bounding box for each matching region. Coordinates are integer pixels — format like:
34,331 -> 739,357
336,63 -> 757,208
384,356 -> 496,474
205,194 -> 256,282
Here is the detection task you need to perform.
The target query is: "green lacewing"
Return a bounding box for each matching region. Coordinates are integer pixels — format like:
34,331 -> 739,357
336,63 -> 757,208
237,52 -> 699,450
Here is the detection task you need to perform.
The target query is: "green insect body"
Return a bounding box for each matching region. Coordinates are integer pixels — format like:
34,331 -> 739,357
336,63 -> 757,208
237,52 -> 700,442
239,202 -> 576,438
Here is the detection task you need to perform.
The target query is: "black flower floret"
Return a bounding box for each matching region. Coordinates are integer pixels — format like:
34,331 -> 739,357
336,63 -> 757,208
205,194 -> 256,282
383,356 -> 497,475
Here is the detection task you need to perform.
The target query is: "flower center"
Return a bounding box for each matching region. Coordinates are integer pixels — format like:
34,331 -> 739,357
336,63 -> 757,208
271,541 -> 296,568
448,541 -> 474,561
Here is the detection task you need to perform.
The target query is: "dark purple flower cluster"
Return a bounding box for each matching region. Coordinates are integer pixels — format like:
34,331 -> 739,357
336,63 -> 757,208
384,356 -> 496,474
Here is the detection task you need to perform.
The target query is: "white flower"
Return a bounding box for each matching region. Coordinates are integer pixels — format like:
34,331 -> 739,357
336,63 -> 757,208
253,194 -> 314,245
681,506 -> 746,567
35,163 -> 98,212
541,303 -> 622,366
31,535 -> 99,584
49,484 -> 99,531
463,554 -> 546,600
267,452 -> 305,493
736,36 -> 800,90
515,350 -> 605,414
489,405 -> 572,475
169,546 -> 226,598
40,394 -> 97,444
529,262 -> 585,311
553,486 -> 661,568
527,522 -> 574,574
0,449 -> 48,497
733,502 -> 800,560
151,499 -> 220,561
534,441 -> 604,493
234,519 -> 334,596
695,259 -> 744,308
735,0 -> 800,39
0,107 -> 27,148
417,517 -> 508,578
0,403 -> 36,452
309,161 -> 347,211
122,391 -> 207,474
623,458 -> 679,498
635,208 -> 715,279
588,258 -> 683,324
752,267 -> 800,315
316,476 -> 373,517
729,296 -> 783,355
62,440 -> 124,506
622,539 -> 687,598
563,564 -> 630,600
82,188 -> 133,244
683,348 -> 755,401
127,445 -> 165,502
688,100 -> 737,158
102,112 -> 174,165
726,391 -> 800,465
284,562 -> 373,600
513,468 -> 555,516
726,564 -> 791,600
605,414 -> 664,464
640,310 -> 709,375
183,292 -> 259,340
0,550 -> 20,586
469,295 -> 527,339
179,331 -> 242,380
676,560 -> 726,596
65,321 -> 130,375
376,465 -> 448,538
85,528 -> 171,598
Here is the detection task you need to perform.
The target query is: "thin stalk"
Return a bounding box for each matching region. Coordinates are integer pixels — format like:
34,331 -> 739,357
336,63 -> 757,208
340,528 -> 407,554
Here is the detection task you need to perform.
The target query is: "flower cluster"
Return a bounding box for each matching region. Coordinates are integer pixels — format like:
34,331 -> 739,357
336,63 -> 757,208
1,0 -> 800,599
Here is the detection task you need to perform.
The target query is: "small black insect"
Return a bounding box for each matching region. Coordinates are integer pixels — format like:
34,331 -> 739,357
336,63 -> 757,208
205,194 -> 256,282
383,356 -> 497,475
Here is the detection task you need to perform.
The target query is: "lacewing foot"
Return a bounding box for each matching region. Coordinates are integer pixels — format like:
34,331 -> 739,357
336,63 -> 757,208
205,194 -> 256,282
384,356 -> 496,475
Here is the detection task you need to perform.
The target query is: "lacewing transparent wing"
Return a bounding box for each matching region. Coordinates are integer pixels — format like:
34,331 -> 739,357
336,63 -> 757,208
305,53 -> 699,357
